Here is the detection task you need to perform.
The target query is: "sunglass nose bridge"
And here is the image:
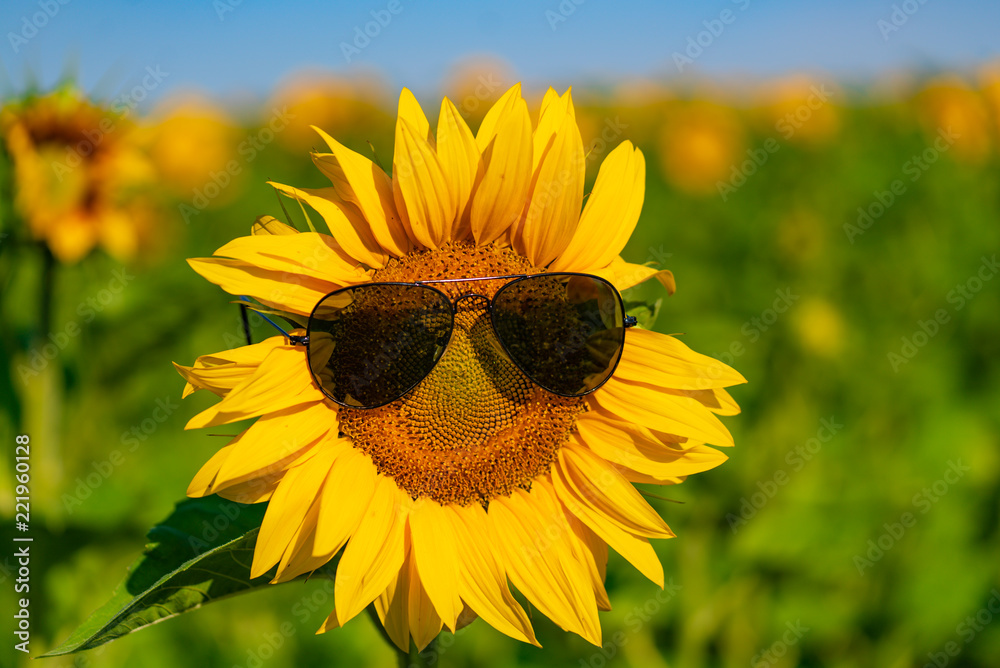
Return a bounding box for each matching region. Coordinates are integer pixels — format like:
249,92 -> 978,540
454,292 -> 491,311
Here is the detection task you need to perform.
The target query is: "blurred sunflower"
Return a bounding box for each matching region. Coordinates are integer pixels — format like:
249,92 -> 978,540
176,84 -> 744,650
658,102 -> 744,195
0,88 -> 157,263
916,76 -> 992,164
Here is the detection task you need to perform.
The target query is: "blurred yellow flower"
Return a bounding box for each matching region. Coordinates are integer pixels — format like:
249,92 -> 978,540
270,71 -> 391,152
793,298 -> 845,357
1,88 -> 157,263
145,94 -> 240,198
442,55 -> 516,127
916,77 -> 992,164
658,102 -> 744,195
755,76 -> 839,145
977,61 -> 1000,138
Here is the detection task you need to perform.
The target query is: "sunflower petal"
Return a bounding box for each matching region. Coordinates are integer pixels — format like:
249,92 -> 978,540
185,345 -> 323,429
214,232 -> 369,286
448,504 -> 539,646
311,125 -> 410,257
470,93 -> 532,245
436,97 -> 480,235
251,215 -> 299,236
556,441 -> 673,539
489,484 -> 601,645
575,414 -> 728,481
187,257 -> 336,317
593,377 -> 735,447
408,499 -> 464,631
393,118 -> 458,249
616,328 -> 747,391
214,401 -> 334,488
174,336 -> 286,398
516,89 -> 585,266
552,461 -> 666,587
334,476 -> 409,626
251,444 -> 338,579
269,181 -> 386,268
315,442 -> 378,555
551,142 -> 645,271
591,258 -> 676,294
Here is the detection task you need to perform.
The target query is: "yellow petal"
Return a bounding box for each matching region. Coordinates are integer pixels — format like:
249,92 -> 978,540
474,83 -> 523,153
186,443 -> 235,497
575,413 -> 728,481
470,94 -> 532,245
393,118 -> 458,249
214,401 -> 334,489
315,443 -> 378,555
408,499 -> 463,631
551,461 -> 666,587
269,181 -> 386,268
334,476 -> 409,626
593,377 -> 735,447
187,257 -> 336,317
251,443 -> 338,579
448,504 -> 539,646
516,90 -> 585,266
311,125 -> 410,257
436,97 -> 480,235
550,142 -> 645,271
557,442 -> 673,539
405,543 -> 445,651
564,513 -> 611,611
174,336 -> 285,398
185,345 -> 323,429
591,258 -> 676,294
397,88 -> 432,143
489,484 -> 601,645
374,549 -> 410,651
213,232 -> 369,286
251,215 -> 299,236
616,328 -> 747,391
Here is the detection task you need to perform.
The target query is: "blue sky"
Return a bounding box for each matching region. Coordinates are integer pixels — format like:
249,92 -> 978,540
2,0 -> 998,106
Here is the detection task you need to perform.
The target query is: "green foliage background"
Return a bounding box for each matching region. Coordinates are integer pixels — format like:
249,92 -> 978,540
1,79 -> 999,668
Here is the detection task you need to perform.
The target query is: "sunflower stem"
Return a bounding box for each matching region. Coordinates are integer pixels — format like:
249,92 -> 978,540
39,242 -> 55,337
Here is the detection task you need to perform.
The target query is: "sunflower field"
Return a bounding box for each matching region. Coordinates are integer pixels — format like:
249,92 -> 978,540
1,66 -> 999,668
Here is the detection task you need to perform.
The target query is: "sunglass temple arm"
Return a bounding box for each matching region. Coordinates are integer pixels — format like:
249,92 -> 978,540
238,296 -> 309,345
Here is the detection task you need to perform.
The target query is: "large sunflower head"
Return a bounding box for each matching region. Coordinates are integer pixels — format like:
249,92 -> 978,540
0,88 -> 157,263
176,83 -> 745,651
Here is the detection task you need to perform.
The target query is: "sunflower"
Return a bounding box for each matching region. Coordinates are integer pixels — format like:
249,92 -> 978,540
0,88 -> 157,263
176,84 -> 744,650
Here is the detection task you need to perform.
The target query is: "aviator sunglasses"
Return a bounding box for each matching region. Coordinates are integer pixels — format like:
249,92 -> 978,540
242,272 -> 637,409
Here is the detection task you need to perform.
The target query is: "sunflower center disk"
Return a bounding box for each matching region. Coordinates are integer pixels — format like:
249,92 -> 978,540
337,243 -> 586,506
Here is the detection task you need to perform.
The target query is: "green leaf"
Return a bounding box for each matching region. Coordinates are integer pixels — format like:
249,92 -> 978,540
623,297 -> 663,330
39,495 -> 325,657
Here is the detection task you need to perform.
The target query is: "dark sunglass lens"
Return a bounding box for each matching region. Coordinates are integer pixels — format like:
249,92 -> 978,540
491,274 -> 624,396
307,284 -> 453,407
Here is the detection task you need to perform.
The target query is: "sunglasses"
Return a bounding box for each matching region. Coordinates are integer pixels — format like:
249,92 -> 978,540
241,272 -> 636,409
